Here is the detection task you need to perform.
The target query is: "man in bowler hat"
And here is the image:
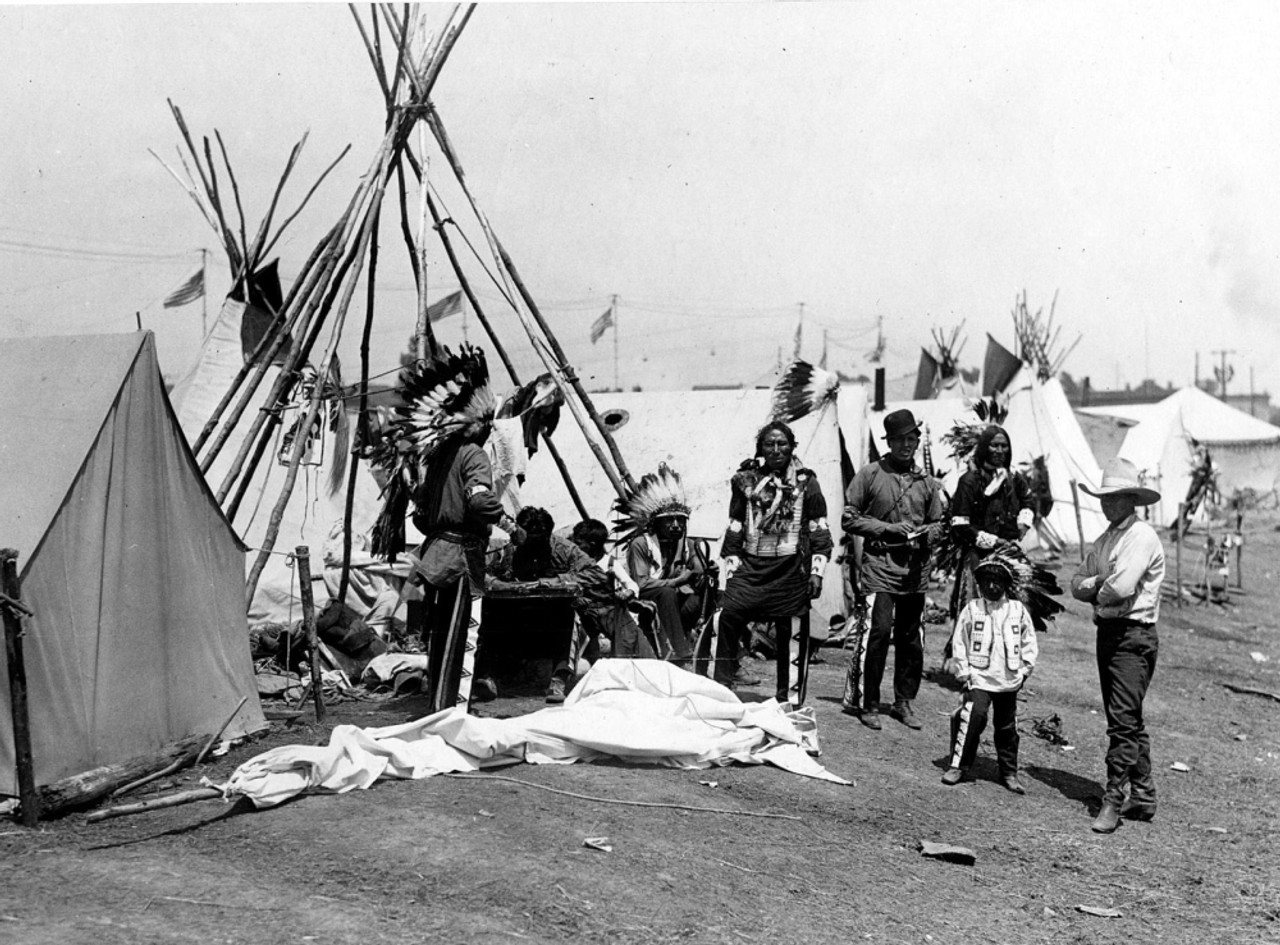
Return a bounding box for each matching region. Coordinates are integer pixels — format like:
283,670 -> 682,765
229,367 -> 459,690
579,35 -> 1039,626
841,409 -> 945,730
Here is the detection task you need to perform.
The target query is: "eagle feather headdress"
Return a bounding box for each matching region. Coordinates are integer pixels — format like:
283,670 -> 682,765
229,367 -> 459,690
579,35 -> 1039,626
613,463 -> 691,546
771,361 -> 839,423
369,345 -> 496,558
972,548 -> 1065,633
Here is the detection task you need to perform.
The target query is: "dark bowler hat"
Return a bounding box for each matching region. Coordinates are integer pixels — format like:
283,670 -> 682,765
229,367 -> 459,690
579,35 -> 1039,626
882,408 -> 922,440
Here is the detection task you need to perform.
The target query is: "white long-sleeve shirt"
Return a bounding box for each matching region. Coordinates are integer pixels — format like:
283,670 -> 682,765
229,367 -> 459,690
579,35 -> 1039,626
1070,513 -> 1165,624
950,596 -> 1038,692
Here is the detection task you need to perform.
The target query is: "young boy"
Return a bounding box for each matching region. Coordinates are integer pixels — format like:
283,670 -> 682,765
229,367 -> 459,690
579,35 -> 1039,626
941,553 -> 1038,793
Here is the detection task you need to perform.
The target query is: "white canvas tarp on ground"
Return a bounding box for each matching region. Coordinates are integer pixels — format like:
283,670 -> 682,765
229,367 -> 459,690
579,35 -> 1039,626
517,385 -> 866,630
221,659 -> 848,809
1079,387 -> 1280,524
0,332 -> 265,792
169,300 -> 384,623
850,370 -> 1107,547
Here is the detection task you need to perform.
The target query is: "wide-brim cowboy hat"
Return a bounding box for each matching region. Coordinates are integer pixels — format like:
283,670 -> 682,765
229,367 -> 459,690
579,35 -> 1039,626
1079,457 -> 1160,505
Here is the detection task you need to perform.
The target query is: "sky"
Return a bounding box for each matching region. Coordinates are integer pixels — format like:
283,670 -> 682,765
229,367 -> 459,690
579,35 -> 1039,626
4,1 -> 1280,400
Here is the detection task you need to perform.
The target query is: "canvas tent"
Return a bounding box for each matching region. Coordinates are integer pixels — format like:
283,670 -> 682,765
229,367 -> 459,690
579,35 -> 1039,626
849,368 -> 1108,548
169,299 -> 385,623
517,384 -> 868,632
0,332 -> 265,793
1078,387 -> 1280,525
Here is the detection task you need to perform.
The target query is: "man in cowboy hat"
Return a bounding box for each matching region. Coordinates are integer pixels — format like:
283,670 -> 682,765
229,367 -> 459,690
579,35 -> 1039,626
1071,457 -> 1166,834
841,408 -> 946,730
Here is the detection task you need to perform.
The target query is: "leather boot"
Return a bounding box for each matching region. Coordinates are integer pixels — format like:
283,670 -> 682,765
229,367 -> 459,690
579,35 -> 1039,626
1091,801 -> 1122,833
1121,800 -> 1156,821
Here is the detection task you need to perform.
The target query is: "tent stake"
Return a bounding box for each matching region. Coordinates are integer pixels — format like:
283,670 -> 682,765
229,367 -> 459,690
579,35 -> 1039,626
1,549 -> 39,827
294,546 -> 325,723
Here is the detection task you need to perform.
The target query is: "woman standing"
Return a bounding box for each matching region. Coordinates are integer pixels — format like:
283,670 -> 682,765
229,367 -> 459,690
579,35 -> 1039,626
948,424 -> 1034,618
705,421 -> 832,707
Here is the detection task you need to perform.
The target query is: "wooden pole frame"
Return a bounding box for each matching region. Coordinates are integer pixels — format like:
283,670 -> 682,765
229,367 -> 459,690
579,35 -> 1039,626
294,546 -> 325,723
1,549 -> 39,827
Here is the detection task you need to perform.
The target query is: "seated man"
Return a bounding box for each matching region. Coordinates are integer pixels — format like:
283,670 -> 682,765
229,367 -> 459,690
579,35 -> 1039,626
569,518 -> 660,659
617,465 -> 716,665
485,507 -> 614,703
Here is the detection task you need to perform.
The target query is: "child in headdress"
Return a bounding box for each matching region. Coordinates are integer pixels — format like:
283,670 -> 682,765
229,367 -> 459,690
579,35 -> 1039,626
941,552 -> 1038,794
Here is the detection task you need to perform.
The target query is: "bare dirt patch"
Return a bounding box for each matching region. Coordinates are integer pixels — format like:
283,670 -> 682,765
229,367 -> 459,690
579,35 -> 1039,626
3,516 -> 1278,945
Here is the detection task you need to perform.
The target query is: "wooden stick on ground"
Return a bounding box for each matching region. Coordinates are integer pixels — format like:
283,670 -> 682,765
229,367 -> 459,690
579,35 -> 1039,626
87,787 -> 222,824
1222,683 -> 1280,704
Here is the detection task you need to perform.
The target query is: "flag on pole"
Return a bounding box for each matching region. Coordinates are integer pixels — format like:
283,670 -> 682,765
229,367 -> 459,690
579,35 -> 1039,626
163,265 -> 205,308
590,307 -> 614,344
426,291 -> 464,324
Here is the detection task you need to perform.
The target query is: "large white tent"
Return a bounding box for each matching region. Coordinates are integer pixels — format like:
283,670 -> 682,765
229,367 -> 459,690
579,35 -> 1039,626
1078,387 -> 1280,524
518,383 -> 869,632
847,369 -> 1108,548
0,332 -> 265,792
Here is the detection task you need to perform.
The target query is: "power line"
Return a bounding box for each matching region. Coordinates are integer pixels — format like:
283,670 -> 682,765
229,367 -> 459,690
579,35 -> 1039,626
0,237 -> 196,263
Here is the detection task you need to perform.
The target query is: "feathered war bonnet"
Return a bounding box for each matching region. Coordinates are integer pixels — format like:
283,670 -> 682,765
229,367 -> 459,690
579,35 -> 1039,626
369,344 -> 496,559
613,463 -> 691,545
941,396 -> 1009,468
972,547 -> 1065,632
771,360 -> 838,423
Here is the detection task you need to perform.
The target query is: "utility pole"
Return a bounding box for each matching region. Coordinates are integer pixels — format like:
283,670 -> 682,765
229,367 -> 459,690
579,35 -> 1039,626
610,293 -> 620,391
1211,348 -> 1236,400
793,302 -> 804,361
820,328 -> 829,370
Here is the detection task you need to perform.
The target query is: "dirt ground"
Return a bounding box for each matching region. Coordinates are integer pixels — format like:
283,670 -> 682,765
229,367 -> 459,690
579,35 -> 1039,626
3,512 -> 1278,945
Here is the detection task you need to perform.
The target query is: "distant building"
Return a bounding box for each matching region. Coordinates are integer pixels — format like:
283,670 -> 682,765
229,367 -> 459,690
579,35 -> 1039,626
1062,374 -> 1177,409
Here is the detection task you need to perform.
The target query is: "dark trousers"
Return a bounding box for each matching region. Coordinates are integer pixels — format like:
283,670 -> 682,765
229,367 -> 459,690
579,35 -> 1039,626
844,591 -> 925,710
1096,620 -> 1159,806
640,585 -> 702,660
712,606 -> 811,706
949,688 -> 1020,775
421,577 -> 478,712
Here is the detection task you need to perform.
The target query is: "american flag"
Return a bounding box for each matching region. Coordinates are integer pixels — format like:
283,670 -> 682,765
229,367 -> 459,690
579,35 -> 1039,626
589,307 -> 614,344
162,266 -> 205,308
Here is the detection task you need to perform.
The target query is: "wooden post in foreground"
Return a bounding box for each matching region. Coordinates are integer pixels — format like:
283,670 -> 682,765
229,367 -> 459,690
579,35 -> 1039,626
1175,503 -> 1184,609
1,549 -> 39,827
1235,508 -> 1244,590
1068,480 -> 1086,562
294,546 -> 325,723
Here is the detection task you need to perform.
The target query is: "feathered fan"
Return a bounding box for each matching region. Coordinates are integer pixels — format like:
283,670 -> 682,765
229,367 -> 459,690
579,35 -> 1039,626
940,395 -> 1009,465
612,463 -> 691,546
771,361 -> 839,423
369,345 -> 496,559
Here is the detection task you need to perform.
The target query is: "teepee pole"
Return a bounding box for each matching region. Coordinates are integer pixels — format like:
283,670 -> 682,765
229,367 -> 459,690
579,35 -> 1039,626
417,173 -> 589,520
422,105 -> 636,497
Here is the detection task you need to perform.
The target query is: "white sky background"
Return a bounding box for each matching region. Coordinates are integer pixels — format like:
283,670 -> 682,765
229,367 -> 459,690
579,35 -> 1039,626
3,2 -> 1280,399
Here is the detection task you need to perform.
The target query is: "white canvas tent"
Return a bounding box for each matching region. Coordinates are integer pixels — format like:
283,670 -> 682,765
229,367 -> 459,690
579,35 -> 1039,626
518,385 -> 868,631
850,369 -> 1107,547
0,332 -> 265,792
169,300 -> 385,623
1078,387 -> 1280,524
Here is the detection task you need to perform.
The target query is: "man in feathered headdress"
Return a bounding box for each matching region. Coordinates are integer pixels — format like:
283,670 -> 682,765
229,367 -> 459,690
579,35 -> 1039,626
370,344 -> 524,713
614,464 -> 714,663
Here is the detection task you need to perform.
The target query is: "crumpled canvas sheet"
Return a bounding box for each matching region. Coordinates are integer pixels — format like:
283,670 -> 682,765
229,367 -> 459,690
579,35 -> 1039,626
222,659 -> 850,808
